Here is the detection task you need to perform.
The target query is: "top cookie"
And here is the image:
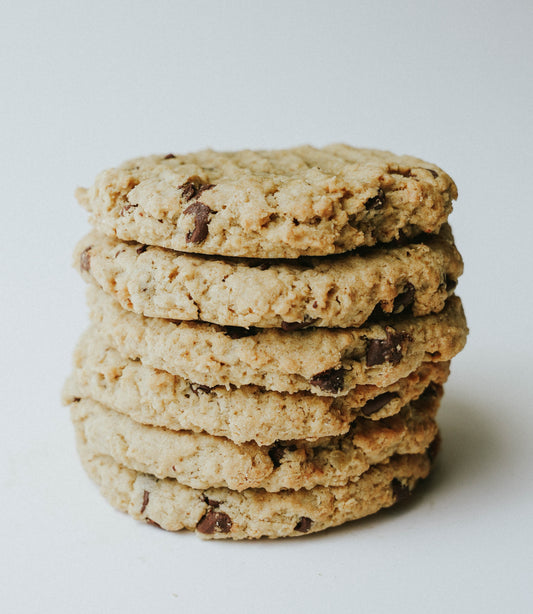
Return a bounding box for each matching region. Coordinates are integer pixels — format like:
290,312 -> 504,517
76,145 -> 457,259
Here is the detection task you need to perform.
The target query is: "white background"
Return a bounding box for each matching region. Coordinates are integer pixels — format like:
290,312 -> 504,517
1,1 -> 532,612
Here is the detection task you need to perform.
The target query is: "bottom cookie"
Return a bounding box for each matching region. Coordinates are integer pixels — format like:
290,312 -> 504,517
74,422 -> 435,539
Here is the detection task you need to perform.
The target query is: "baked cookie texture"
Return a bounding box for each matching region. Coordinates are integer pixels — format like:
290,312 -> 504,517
74,224 -> 462,328
68,386 -> 440,492
74,420 -> 435,539
86,286 -> 467,395
76,145 -> 457,259
63,328 -> 450,445
65,144 -> 467,539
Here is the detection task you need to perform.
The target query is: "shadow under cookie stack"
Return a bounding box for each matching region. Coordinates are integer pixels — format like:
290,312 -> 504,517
63,145 -> 468,539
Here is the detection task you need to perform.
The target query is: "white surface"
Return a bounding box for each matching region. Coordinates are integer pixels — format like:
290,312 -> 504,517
1,1 -> 532,612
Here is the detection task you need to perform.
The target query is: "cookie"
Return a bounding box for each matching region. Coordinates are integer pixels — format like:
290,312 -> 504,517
63,328 -> 450,444
74,421 -> 435,539
87,285 -> 468,395
68,385 -> 439,492
74,224 -> 462,328
75,144 -> 457,259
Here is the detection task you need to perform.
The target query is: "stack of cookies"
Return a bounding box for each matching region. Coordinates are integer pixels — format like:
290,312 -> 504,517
63,145 -> 467,539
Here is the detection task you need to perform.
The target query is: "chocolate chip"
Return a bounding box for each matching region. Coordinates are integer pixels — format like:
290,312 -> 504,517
364,188 -> 385,210
294,517 -> 313,533
146,518 -> 162,528
310,368 -> 345,394
136,245 -> 148,255
196,510 -> 232,534
223,326 -> 259,339
423,168 -> 438,178
179,179 -> 215,202
190,383 -> 212,394
183,202 -> 212,244
164,153 -> 176,159
280,319 -> 317,331
202,494 -> 220,508
140,490 -> 150,514
312,301 -> 318,309
366,327 -> 411,367
80,246 -> 91,272
391,478 -> 411,503
361,392 -> 399,416
393,283 -> 415,312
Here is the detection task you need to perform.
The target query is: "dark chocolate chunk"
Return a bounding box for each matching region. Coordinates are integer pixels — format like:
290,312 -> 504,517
163,153 -> 176,159
80,246 -> 92,273
280,319 -> 317,331
140,490 -> 150,514
361,392 -> 399,417
393,283 -> 415,312
391,478 -> 411,503
136,245 -> 148,255
310,368 -> 345,394
183,202 -> 212,244
146,518 -> 162,528
179,179 -> 215,202
196,510 -> 233,534
202,494 -> 220,508
364,188 -> 385,210
223,326 -> 259,339
366,327 -> 411,367
294,517 -> 313,533
423,167 -> 438,178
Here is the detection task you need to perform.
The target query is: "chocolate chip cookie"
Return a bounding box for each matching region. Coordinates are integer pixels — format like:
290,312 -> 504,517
74,224 -> 462,328
74,418 -> 435,539
86,285 -> 467,395
63,327 -> 450,445
76,145 -> 457,259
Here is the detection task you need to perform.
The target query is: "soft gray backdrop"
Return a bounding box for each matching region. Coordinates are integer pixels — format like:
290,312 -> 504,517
1,1 -> 531,612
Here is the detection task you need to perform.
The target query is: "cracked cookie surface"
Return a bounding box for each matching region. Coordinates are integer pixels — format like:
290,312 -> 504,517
86,285 -> 468,395
76,144 -> 457,259
74,420 -> 435,539
68,389 -> 440,492
74,224 -> 462,328
63,328 -> 450,445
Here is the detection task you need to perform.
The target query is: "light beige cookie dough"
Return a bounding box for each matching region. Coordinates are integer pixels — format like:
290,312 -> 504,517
63,328 -> 450,444
74,224 -> 462,328
74,421 -> 435,539
87,285 -> 468,395
68,387 -> 439,492
76,144 -> 457,259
